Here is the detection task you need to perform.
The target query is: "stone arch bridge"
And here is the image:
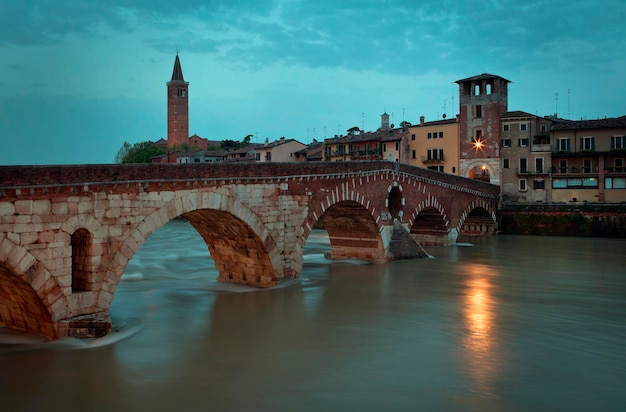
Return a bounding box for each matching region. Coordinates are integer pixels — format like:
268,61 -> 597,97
0,161 -> 499,340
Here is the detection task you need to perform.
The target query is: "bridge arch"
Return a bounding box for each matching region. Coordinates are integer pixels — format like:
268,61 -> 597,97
457,200 -> 498,236
0,238 -> 63,340
297,182 -> 388,272
408,198 -> 450,246
98,190 -> 281,309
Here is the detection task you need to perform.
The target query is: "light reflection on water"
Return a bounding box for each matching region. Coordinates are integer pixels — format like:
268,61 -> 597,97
1,219 -> 625,411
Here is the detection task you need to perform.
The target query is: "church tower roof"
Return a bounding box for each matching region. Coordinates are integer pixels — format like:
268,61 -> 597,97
171,53 -> 185,82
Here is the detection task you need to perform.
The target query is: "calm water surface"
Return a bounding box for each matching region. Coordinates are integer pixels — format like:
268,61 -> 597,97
1,219 -> 625,411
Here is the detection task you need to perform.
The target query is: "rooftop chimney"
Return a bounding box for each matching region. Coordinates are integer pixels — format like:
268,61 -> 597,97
420,116 -> 425,126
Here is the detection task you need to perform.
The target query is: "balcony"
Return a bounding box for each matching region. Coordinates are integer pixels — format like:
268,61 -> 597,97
605,167 -> 626,174
422,155 -> 445,164
515,168 -> 550,176
350,150 -> 381,160
550,166 -> 599,175
531,144 -> 552,152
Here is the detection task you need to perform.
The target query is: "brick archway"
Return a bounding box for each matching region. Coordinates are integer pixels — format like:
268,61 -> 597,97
297,183 -> 387,269
0,237 -> 64,339
457,200 -> 498,235
98,190 -> 281,308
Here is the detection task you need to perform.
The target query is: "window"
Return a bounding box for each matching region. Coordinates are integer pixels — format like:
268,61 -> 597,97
519,158 -> 528,173
553,178 -> 598,189
428,166 -> 444,172
520,124 -> 527,131
541,125 -> 547,132
583,159 -> 592,173
606,177 -> 626,189
533,179 -> 545,190
452,167 -> 456,173
395,142 -> 399,151
427,149 -> 444,160
475,85 -> 480,95
337,145 -> 345,155
535,158 -> 544,173
615,158 -> 624,172
518,138 -> 529,147
476,105 -> 482,118
427,132 -> 432,139
411,134 -> 416,141
503,158 -> 510,169
559,159 -> 567,173
439,132 -> 444,138
519,179 -> 527,191
501,139 -> 511,147
265,152 -> 272,161
486,84 -> 492,94
556,138 -> 571,152
383,143 -> 386,152
412,150 -> 416,159
580,136 -> 595,151
503,124 -> 509,132
611,135 -> 625,149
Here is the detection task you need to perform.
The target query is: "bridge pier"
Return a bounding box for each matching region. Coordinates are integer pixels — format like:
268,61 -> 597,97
56,312 -> 112,339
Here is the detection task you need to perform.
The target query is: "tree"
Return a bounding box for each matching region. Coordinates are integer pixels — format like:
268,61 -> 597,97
114,141 -> 165,163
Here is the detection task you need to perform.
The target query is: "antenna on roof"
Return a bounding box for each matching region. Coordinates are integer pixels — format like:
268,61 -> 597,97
555,92 -> 559,117
568,89 -> 571,119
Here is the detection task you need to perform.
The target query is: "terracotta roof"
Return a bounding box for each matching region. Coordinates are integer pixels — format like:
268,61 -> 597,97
259,138 -> 305,149
501,111 -> 537,119
550,115 -> 626,131
455,73 -> 511,84
411,118 -> 458,127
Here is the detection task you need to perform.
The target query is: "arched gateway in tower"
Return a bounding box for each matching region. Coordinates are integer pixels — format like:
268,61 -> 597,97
167,53 -> 189,148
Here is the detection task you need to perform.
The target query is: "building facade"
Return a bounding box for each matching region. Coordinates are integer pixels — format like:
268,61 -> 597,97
500,111 -> 553,202
550,116 -> 626,203
407,116 -> 460,175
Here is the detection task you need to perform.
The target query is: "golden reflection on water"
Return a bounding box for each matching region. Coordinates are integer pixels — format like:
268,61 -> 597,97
462,263 -> 501,396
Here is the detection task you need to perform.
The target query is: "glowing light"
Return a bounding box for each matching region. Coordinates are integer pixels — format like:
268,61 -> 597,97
481,165 -> 487,171
473,140 -> 483,149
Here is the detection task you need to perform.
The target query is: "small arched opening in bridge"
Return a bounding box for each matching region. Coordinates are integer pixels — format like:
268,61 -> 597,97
469,164 -> 491,183
316,200 -> 385,263
71,228 -> 91,292
460,207 -> 497,236
182,209 -> 278,287
410,207 -> 449,246
0,266 -> 57,340
387,186 -> 404,220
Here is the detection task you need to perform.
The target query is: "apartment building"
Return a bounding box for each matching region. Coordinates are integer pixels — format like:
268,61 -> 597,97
406,116 -> 460,175
500,111 -> 554,202
550,116 -> 626,203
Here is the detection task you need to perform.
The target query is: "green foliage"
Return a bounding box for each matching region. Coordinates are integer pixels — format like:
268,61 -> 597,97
220,134 -> 253,151
114,141 -> 166,163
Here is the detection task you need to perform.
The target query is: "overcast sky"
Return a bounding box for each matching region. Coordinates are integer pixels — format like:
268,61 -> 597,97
1,0 -> 624,165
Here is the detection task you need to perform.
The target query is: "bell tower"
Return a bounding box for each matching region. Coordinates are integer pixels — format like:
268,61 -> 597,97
167,53 -> 189,148
456,73 -> 510,185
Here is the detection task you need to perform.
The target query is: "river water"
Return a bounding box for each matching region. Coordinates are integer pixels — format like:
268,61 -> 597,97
1,219 -> 625,411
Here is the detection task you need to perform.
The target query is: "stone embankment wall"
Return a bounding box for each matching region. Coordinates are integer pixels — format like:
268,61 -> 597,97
498,204 -> 626,237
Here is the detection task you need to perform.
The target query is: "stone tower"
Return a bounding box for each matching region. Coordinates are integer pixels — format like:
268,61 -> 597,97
381,111 -> 390,130
167,53 -> 189,148
455,73 -> 510,185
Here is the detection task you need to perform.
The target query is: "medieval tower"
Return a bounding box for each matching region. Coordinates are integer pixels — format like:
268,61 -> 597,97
167,53 -> 189,148
456,73 -> 510,185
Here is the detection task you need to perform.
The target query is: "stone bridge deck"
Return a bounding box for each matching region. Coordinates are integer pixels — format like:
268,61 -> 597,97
0,161 -> 499,339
